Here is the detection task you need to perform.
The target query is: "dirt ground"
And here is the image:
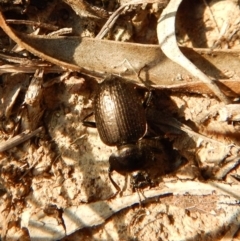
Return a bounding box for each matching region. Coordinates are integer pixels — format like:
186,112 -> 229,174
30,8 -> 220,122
0,0 -> 240,240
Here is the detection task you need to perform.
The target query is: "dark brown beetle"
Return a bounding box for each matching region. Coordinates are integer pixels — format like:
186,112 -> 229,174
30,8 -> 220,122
83,75 -> 152,194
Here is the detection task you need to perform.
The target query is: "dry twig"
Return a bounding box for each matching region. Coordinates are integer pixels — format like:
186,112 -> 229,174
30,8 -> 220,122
0,126 -> 43,152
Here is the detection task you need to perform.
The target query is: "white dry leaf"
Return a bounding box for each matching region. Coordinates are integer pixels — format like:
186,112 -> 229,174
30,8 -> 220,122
23,181 -> 240,240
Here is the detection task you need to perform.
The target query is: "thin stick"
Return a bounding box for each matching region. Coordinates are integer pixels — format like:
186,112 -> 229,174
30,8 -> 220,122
0,126 -> 43,152
6,19 -> 59,31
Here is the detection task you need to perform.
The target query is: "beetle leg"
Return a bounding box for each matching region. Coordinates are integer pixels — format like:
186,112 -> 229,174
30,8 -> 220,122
143,90 -> 153,109
136,188 -> 143,206
108,168 -> 121,199
82,112 -> 97,128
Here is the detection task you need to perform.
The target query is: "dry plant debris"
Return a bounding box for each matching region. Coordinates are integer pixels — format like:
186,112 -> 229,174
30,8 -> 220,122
0,0 -> 239,240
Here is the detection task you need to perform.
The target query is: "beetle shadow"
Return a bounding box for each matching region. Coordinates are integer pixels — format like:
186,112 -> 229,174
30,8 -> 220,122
140,89 -> 190,180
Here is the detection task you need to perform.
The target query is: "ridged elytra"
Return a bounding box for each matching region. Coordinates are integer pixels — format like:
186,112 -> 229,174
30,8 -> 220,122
94,75 -> 147,147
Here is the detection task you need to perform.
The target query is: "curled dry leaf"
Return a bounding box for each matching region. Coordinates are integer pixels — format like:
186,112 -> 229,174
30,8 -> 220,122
0,11 -> 240,97
157,0 -> 230,103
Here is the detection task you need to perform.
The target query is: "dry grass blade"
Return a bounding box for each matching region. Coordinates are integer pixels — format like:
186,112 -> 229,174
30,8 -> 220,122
6,19 -> 59,31
0,64 -> 64,74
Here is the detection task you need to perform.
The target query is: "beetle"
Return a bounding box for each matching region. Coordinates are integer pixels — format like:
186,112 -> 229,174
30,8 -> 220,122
83,75 -> 152,195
